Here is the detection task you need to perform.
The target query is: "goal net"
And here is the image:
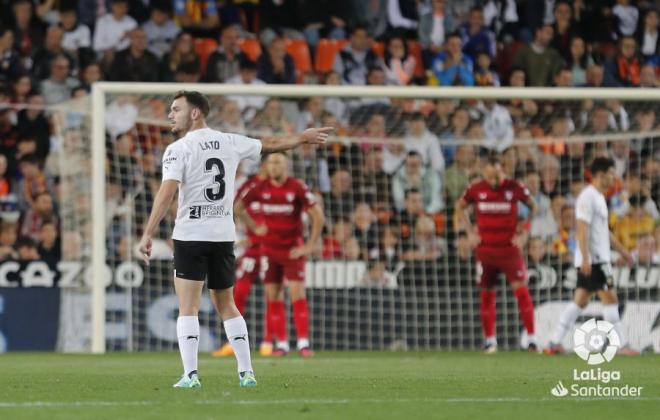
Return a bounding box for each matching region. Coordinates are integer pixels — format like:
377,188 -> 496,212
49,84 -> 660,353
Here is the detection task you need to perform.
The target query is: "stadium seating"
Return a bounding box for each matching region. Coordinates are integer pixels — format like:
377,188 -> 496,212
315,39 -> 349,73
285,39 -> 312,83
239,38 -> 263,62
194,38 -> 218,78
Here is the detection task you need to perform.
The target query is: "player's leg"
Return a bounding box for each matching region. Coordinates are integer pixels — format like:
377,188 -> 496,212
264,256 -> 288,355
597,288 -> 639,355
208,242 -> 257,387
545,287 -> 592,354
212,254 -> 257,357
284,256 -> 311,356
503,246 -> 536,351
171,240 -> 206,388
476,258 -> 498,353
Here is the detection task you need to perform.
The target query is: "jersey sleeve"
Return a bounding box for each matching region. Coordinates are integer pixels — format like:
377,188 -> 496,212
575,192 -> 593,223
238,179 -> 260,205
161,145 -> 184,182
461,182 -> 478,203
297,180 -> 316,211
231,134 -> 262,161
514,181 -> 531,202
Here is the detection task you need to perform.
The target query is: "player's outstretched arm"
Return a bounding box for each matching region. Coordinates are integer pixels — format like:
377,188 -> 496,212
138,180 -> 179,264
259,127 -> 333,154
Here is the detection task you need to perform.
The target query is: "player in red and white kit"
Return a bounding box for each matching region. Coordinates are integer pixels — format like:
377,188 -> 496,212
236,153 -> 324,357
454,154 -> 537,353
212,162 -> 275,357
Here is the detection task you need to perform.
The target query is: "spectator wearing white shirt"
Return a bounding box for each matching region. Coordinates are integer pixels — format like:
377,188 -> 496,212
60,8 -> 91,54
92,0 -> 137,55
481,100 -> 513,152
404,112 -> 445,173
524,167 -> 557,240
392,151 -> 444,213
612,0 -> 639,37
418,0 -> 456,68
387,0 -> 420,33
226,58 -> 267,121
142,4 -> 180,59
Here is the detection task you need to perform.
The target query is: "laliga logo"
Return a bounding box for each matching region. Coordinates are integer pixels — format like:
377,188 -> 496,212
573,318 -> 620,365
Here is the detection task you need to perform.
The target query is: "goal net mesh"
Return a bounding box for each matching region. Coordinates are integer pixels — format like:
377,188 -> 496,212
51,88 -> 660,353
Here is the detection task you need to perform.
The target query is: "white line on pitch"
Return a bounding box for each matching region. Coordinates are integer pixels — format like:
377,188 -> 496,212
1,397 -> 659,408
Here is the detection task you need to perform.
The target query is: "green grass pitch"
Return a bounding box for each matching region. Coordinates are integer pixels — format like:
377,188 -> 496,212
1,352 -> 658,419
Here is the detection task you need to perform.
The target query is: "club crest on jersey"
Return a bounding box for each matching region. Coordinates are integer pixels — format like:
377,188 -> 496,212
505,191 -> 513,201
262,193 -> 271,200
479,192 -> 487,200
286,192 -> 295,202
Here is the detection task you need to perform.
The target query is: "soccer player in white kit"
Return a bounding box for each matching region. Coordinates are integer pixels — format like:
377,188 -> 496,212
545,157 -> 639,356
137,91 -> 332,388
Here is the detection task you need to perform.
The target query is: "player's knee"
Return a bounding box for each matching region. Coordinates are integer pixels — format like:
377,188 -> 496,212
178,304 -> 199,316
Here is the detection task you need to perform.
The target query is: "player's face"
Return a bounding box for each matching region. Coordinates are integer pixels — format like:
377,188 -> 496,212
168,98 -> 192,136
483,162 -> 502,185
267,154 -> 288,181
600,167 -> 616,189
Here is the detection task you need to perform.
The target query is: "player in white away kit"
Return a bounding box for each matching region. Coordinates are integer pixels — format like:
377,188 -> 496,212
545,157 -> 639,356
138,91 -> 332,388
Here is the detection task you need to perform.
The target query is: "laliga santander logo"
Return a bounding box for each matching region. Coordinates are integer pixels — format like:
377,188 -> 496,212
573,318 -> 620,365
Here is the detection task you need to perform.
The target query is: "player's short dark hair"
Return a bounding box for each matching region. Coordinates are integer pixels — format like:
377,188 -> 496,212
590,157 -> 614,176
404,188 -> 421,198
15,236 -> 36,249
485,152 -> 502,165
172,90 -> 210,118
239,57 -> 257,71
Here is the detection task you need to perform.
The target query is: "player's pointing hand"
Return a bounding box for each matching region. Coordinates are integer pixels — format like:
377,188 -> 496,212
301,127 -> 333,145
138,235 -> 152,265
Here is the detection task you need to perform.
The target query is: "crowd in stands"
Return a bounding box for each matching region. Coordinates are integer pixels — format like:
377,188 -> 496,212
0,0 -> 658,285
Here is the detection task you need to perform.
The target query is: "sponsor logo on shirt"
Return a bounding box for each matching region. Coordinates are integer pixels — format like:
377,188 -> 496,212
189,205 -> 231,219
477,202 -> 512,213
261,203 -> 295,214
479,192 -> 487,200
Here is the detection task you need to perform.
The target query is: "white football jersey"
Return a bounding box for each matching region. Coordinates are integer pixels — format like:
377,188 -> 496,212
162,127 -> 261,241
574,184 -> 611,267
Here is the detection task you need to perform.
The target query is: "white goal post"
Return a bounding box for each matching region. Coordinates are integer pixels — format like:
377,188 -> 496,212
89,83 -> 660,354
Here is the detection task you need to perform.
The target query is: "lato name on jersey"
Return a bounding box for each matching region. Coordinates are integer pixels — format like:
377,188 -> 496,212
199,140 -> 221,151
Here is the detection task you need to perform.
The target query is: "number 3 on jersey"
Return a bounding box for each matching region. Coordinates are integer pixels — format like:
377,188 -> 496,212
204,158 -> 225,201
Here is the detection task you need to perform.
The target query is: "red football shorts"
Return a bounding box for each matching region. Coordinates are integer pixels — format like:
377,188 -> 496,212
475,245 -> 527,289
262,250 -> 305,284
235,245 -> 262,284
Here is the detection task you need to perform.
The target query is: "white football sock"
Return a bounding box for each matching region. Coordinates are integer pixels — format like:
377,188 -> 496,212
276,340 -> 290,352
485,336 -> 497,346
176,316 -> 199,376
297,338 -> 310,350
551,302 -> 582,344
224,316 -> 253,374
603,304 -> 627,346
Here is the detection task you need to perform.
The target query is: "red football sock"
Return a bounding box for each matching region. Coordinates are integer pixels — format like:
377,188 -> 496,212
514,286 -> 535,335
267,300 -> 287,342
233,280 -> 251,315
480,290 -> 497,338
292,299 -> 310,340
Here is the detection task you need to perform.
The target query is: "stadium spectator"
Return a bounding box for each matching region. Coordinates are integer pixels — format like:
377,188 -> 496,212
431,32 -> 474,86
322,217 -> 352,259
298,0 -> 348,52
427,99 -> 457,139
392,151 -> 443,213
527,236 -> 548,265
0,223 -> 18,261
40,54 -> 79,105
539,154 -> 560,197
291,141 -> 331,194
473,51 -> 500,86
513,24 -> 563,86
109,28 -> 159,82
524,166 -> 557,240
173,0 -> 219,38
8,73 -> 31,107
612,0 -> 638,37
20,191 -> 57,241
79,62 -> 101,90
481,100 -> 514,152
9,0 -> 44,59
92,0 -> 138,55
505,68 -> 539,120
342,236 -> 361,260
375,225 -> 400,268
418,0 -> 455,67
354,146 -> 391,206
258,0 -> 304,45
249,98 -> 294,135
566,36 -> 593,86
551,203 -> 576,263
257,37 -> 295,85
31,26 -> 75,82
0,154 -> 11,197
444,0 -> 477,27
217,99 -> 246,134
459,6 -> 496,61
173,60 -> 201,83
382,34 -> 416,85
553,66 -> 573,87
639,63 -> 658,88
631,233 -> 659,265
403,214 -> 443,261
352,202 -> 379,259
392,188 -> 426,250
443,144 -> 476,207
404,112 -> 445,172
386,0 -> 420,35
585,63 -> 605,87
142,3 -> 180,59
614,193 -> 655,251
323,169 -> 355,222
15,235 -> 39,260
59,7 -> 91,57
17,154 -> 49,211
205,24 -> 244,83
160,31 -> 199,82
604,36 -> 642,87
297,97 -> 324,131
638,9 -> 659,60
226,58 -> 266,119
550,1 -> 578,54
333,25 -> 381,85
0,27 -> 22,84
37,220 -> 60,265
